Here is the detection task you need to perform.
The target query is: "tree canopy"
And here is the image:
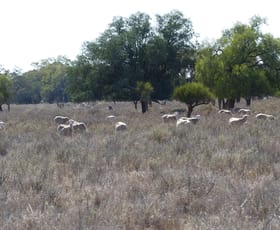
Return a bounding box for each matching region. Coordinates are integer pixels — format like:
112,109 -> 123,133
195,16 -> 280,109
173,82 -> 214,117
66,10 -> 196,102
2,14 -> 280,112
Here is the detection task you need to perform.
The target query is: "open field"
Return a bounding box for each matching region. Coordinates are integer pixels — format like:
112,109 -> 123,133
0,99 -> 280,229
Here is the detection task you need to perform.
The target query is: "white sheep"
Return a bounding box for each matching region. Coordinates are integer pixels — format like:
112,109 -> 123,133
218,109 -> 232,115
187,114 -> 201,124
238,108 -> 251,115
57,120 -> 73,136
73,121 -> 87,132
255,113 -> 275,120
229,115 -> 249,125
54,115 -> 70,124
67,119 -> 87,133
0,121 -> 6,130
176,117 -> 191,128
115,121 -> 128,131
106,115 -> 116,119
162,112 -> 178,123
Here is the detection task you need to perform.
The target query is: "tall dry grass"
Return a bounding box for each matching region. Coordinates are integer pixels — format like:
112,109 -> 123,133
0,99 -> 280,229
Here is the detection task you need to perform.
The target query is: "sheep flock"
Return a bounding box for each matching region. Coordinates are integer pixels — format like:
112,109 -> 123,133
0,101 -> 276,137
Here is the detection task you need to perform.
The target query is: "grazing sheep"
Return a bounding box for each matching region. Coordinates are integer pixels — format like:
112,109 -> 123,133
0,121 -> 6,130
238,108 -> 251,115
229,115 -> 249,125
187,114 -> 201,124
176,117 -> 191,128
57,120 -> 73,136
162,112 -> 178,123
106,115 -> 116,119
54,115 -> 70,124
255,113 -> 275,120
73,121 -> 87,132
67,119 -> 87,133
218,109 -> 232,115
115,121 -> 128,131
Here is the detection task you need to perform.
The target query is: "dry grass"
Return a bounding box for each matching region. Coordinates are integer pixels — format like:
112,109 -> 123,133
0,99 -> 280,229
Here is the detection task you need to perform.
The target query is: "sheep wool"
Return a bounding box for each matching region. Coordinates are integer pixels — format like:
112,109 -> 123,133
115,122 -> 128,131
54,115 -> 70,124
229,115 -> 249,125
255,113 -> 275,120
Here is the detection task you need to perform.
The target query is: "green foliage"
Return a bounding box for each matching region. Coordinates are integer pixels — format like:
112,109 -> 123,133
173,82 -> 214,105
0,74 -> 12,104
39,59 -> 69,103
11,57 -> 70,104
195,16 -> 278,107
11,71 -> 42,104
68,10 -> 196,101
173,82 -> 214,116
135,81 -> 153,101
274,91 -> 280,98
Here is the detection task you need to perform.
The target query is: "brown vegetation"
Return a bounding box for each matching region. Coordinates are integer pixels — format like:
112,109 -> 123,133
0,99 -> 280,229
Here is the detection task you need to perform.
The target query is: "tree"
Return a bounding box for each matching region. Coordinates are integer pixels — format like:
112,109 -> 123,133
146,10 -> 196,98
195,16 -> 275,109
35,57 -> 70,103
69,10 -> 196,103
0,74 -> 12,111
173,82 -> 214,117
11,70 -> 42,104
135,81 -> 153,113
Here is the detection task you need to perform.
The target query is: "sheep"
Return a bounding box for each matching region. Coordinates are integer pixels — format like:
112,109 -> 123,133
73,121 -> 87,133
238,108 -> 251,115
176,117 -> 191,128
67,119 -> 87,133
255,113 -> 275,120
187,114 -> 201,124
54,115 -> 70,124
115,121 -> 127,131
218,109 -> 232,115
229,114 -> 249,125
0,121 -> 6,130
106,115 -> 116,119
57,120 -> 73,136
162,112 -> 178,123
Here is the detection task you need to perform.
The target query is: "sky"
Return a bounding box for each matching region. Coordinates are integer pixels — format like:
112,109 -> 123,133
0,0 -> 279,72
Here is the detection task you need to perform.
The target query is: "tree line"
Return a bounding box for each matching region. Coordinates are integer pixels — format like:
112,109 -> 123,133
1,11 -> 280,115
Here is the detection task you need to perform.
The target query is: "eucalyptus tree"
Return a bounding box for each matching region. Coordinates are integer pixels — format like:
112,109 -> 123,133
68,10 -> 197,103
195,16 -> 277,109
37,57 -> 71,103
11,71 -> 41,104
145,10 -> 196,99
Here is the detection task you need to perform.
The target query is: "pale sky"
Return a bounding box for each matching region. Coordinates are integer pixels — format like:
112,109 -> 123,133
0,0 -> 279,72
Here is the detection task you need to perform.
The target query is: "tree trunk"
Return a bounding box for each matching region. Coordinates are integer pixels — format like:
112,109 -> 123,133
0,104 -> 2,111
218,98 -> 223,109
187,105 -> 193,117
245,97 -> 251,106
236,97 -> 241,103
223,99 -> 235,109
228,99 -> 235,109
141,100 -> 148,113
